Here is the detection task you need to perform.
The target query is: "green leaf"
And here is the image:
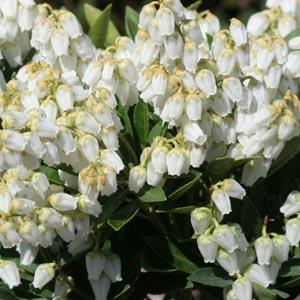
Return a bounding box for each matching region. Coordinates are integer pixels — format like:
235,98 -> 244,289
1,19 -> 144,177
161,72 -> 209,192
84,3 -> 120,47
168,172 -> 201,202
268,137 -> 300,177
241,196 -> 263,241
270,289 -> 289,299
88,4 -> 112,49
148,120 -> 163,145
279,258 -> 300,277
285,27 -> 300,42
188,267 -> 233,288
98,190 -> 128,224
139,186 -> 167,203
117,102 -> 133,137
133,99 -> 149,147
207,157 -> 256,182
206,33 -> 213,48
252,283 -> 276,300
0,287 -> 20,300
125,6 -> 139,39
156,206 -> 197,214
108,201 -> 140,231
36,165 -> 64,185
187,0 -> 203,11
144,236 -> 199,273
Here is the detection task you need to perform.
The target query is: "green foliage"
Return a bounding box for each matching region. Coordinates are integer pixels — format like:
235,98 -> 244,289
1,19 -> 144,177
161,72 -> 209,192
125,6 -> 139,39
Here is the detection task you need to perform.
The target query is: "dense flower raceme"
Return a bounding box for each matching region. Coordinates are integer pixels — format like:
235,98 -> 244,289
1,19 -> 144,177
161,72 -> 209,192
0,0 -> 300,299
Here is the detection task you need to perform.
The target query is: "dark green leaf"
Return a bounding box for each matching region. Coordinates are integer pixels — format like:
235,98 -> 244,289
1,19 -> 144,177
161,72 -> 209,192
285,27 -> 300,42
88,4 -> 112,49
156,206 -> 197,214
36,165 -> 64,185
98,190 -> 128,224
139,186 -> 167,203
0,287 -> 20,300
252,283 -> 276,300
125,6 -> 139,39
84,3 -> 120,47
268,137 -> 300,177
206,33 -> 213,48
148,120 -> 163,145
187,0 -> 203,11
144,236 -> 199,273
188,267 -> 233,287
133,99 -> 149,147
117,102 -> 133,137
279,258 -> 300,277
108,201 -> 139,231
167,172 -> 201,202
270,289 -> 289,299
241,196 -> 263,241
207,157 -> 257,182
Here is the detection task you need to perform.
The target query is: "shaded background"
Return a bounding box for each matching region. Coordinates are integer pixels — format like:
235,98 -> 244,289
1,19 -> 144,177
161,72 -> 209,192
37,0 -> 267,34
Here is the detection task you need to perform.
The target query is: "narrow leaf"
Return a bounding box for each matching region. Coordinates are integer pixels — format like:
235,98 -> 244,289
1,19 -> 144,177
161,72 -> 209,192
168,172 -> 201,202
144,236 -> 199,273
37,165 -> 64,185
139,186 -> 167,203
279,258 -> 300,277
125,6 -> 139,39
108,201 -> 139,231
133,99 -> 149,147
285,27 -> 300,42
148,120 -> 163,145
187,0 -> 203,11
156,206 -> 197,214
98,190 -> 128,224
88,4 -> 112,49
84,3 -> 120,47
252,283 -> 276,300
188,267 -> 233,288
117,102 -> 133,137
268,137 -> 300,177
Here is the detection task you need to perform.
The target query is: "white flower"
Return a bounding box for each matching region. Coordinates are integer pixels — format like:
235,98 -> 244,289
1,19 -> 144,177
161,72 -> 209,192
246,12 -> 269,37
19,221 -> 41,247
56,84 -> 74,111
286,218 -> 300,246
185,94 -> 202,122
254,236 -> 273,265
223,179 -> 246,199
68,234 -> 93,256
56,216 -> 75,242
77,194 -> 102,217
211,188 -> 232,215
0,130 -> 27,151
195,69 -> 217,97
146,162 -> 164,186
138,4 -> 155,29
222,77 -> 243,103
191,207 -> 212,235
246,264 -> 272,288
103,253 -> 122,283
89,274 -> 111,300
157,7 -> 175,36
280,191 -> 300,217
0,260 -> 20,289
229,18 -> 248,46
216,249 -> 239,276
197,234 -> 218,263
164,32 -> 183,60
129,166 -> 146,193
183,122 -> 207,145
10,198 -> 35,215
18,241 -> 39,266
33,263 -> 55,289
37,207 -> 63,230
86,252 -> 106,280
232,277 -> 252,300
272,235 -> 289,263
166,148 -> 189,176
213,225 -> 238,253
48,193 -> 77,211
182,40 -> 198,73
59,11 -> 82,38
101,150 -> 124,174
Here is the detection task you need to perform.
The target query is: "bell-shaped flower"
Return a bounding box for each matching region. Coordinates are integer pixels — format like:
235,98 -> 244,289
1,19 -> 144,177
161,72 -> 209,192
157,7 -> 175,36
56,216 -> 75,242
56,84 -> 74,111
280,191 -> 300,217
19,221 -> 41,247
33,263 -> 55,289
245,264 -> 272,288
48,193 -> 77,211
246,12 -> 269,37
231,223 -> 249,251
232,276 -> 252,300
213,225 -> 238,253
37,207 -> 64,230
0,260 -> 20,289
217,249 -> 240,276
0,130 -> 27,151
197,234 -> 218,263
222,77 -> 243,103
183,122 -> 207,146
191,207 -> 212,235
59,11 -> 82,38
103,253 -> 122,283
195,69 -> 217,97
146,162 -> 164,186
86,251 -> 106,280
77,194 -> 102,217
151,145 -> 169,174
211,188 -> 231,216
166,148 -> 189,176
68,234 -> 93,256
229,18 -> 248,46
254,236 -> 273,265
272,235 -> 289,263
286,218 -> 300,246
89,274 -> 111,300
10,198 -> 35,215
18,241 -> 39,266
129,166 -> 146,193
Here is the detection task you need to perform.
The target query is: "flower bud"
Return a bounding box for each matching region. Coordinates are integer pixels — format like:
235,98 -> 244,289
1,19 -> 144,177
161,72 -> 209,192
286,218 -> 300,246
0,260 -> 20,289
191,207 -> 212,235
33,263 -> 55,289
